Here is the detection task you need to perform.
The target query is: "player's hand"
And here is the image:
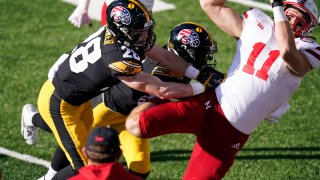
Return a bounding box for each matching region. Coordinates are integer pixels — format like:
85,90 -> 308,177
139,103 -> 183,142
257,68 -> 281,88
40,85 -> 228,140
137,95 -> 170,105
197,65 -> 226,91
68,8 -> 92,28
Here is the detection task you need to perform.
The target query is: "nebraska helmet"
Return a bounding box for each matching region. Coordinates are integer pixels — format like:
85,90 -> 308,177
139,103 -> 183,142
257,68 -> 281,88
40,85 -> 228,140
283,0 -> 319,37
167,22 -> 218,69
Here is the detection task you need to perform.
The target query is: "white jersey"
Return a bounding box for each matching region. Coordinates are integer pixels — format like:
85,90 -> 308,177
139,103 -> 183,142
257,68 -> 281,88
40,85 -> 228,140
216,8 -> 320,135
106,0 -> 154,12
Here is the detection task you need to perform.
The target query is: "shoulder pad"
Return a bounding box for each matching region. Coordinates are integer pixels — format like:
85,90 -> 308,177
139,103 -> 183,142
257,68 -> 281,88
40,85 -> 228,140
108,60 -> 143,76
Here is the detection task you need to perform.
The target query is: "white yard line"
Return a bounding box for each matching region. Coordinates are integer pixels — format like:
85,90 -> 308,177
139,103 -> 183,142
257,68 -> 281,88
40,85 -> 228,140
0,147 -> 50,168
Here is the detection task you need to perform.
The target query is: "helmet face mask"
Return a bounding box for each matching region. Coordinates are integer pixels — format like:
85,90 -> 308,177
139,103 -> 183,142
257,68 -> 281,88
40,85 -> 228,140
283,0 -> 319,37
168,22 -> 218,69
107,0 -> 156,53
130,22 -> 156,52
285,9 -> 309,35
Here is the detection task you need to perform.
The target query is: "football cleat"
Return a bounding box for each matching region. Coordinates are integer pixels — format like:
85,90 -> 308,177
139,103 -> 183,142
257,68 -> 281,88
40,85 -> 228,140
37,175 -> 45,180
21,104 -> 39,145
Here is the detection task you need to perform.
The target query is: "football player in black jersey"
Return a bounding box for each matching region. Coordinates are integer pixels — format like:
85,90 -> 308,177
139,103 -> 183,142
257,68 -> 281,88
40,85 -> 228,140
22,20 -> 223,179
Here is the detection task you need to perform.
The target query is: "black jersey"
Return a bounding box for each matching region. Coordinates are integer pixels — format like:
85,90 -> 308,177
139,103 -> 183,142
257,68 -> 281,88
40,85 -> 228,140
49,27 -> 144,106
102,59 -> 157,115
102,58 -> 191,115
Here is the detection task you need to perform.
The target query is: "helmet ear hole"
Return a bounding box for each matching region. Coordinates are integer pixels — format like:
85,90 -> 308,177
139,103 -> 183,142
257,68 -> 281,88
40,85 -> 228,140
187,49 -> 196,61
181,44 -> 187,51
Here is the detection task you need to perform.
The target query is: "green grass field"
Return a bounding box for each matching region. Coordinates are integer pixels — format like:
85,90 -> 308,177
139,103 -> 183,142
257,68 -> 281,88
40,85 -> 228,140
1,0 -> 320,179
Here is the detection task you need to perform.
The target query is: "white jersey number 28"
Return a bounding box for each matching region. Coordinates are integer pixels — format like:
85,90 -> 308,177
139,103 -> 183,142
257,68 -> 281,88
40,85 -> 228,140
69,37 -> 102,73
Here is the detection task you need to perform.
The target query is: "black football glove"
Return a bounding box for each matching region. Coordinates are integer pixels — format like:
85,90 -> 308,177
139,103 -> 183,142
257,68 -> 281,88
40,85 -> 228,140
197,65 -> 226,91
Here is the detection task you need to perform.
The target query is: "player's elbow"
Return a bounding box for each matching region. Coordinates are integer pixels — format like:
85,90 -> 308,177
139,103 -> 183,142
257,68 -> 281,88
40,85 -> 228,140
156,87 -> 176,99
282,51 -> 310,77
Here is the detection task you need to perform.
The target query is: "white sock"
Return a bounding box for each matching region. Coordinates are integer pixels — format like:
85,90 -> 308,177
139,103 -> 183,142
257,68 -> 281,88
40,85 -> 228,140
43,166 -> 57,180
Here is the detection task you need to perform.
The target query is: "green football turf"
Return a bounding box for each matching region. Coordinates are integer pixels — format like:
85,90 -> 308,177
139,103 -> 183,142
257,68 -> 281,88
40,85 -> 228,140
0,0 -> 319,179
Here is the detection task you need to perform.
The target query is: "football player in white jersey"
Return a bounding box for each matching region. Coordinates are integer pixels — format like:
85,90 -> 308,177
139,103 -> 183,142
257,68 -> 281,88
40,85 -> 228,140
125,0 -> 320,179
201,0 -> 319,134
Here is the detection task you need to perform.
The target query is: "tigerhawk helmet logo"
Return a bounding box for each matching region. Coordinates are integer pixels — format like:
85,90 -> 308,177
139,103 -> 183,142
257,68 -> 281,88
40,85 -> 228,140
177,29 -> 200,48
111,6 -> 131,25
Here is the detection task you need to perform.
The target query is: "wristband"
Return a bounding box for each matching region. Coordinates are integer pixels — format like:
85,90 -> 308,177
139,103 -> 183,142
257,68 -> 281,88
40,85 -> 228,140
185,65 -> 200,80
190,82 -> 205,95
273,6 -> 288,23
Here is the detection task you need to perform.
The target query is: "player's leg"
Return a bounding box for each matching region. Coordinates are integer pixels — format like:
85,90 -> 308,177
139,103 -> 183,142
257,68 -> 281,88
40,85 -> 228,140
183,141 -> 228,180
38,146 -> 70,180
37,80 -> 92,172
52,165 -> 75,180
32,112 -> 52,132
21,102 -> 69,179
183,92 -> 249,179
131,96 -> 207,139
91,102 -> 124,127
92,98 -> 151,179
21,104 -> 52,139
111,122 -> 151,179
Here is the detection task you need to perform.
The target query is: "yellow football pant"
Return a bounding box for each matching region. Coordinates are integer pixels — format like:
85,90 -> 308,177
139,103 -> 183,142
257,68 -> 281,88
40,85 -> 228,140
92,102 -> 151,175
38,80 -> 150,174
37,80 -> 93,169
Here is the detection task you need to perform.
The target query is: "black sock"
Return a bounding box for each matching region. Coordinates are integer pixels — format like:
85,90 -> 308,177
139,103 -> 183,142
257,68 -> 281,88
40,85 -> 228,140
51,146 -> 70,171
32,113 -> 52,132
52,165 -> 78,180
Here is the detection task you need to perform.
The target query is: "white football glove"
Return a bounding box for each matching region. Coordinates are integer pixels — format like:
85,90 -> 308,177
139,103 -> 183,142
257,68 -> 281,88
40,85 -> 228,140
68,8 -> 92,28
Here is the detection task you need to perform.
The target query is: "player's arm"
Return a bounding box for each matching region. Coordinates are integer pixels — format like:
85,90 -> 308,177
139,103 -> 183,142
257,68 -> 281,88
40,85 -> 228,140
68,0 -> 92,28
200,0 -> 243,39
118,71 -> 204,99
271,0 -> 310,76
146,45 -> 221,85
146,45 -> 225,91
145,45 -> 195,78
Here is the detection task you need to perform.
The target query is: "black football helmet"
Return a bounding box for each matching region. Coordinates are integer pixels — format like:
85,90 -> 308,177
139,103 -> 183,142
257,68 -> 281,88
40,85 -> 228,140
107,0 -> 156,53
167,22 -> 218,69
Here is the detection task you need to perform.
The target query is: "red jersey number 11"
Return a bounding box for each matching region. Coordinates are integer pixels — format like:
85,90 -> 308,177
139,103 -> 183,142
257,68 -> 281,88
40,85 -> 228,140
242,42 -> 280,81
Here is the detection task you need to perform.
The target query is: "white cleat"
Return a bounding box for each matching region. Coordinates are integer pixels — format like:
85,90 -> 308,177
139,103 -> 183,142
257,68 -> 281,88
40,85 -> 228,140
21,104 -> 39,145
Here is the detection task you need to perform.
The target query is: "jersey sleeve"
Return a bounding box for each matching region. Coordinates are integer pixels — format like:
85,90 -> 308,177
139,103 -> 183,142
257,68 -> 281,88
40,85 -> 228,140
303,47 -> 320,69
106,47 -> 143,77
295,38 -> 320,69
108,60 -> 143,76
